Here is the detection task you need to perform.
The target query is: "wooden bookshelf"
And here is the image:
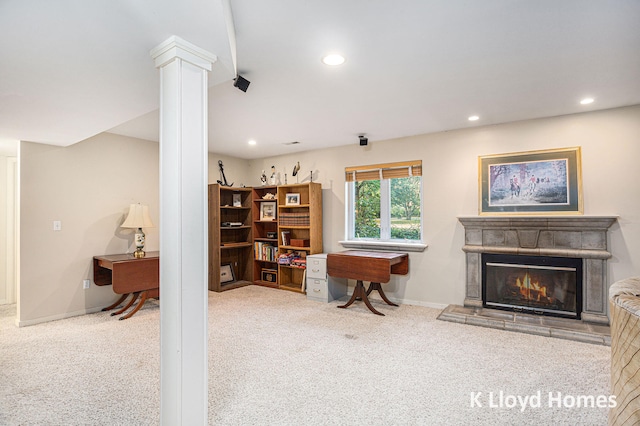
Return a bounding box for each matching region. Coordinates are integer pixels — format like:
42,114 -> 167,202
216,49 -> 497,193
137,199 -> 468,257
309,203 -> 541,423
276,183 -> 323,292
252,186 -> 280,288
208,184 -> 253,292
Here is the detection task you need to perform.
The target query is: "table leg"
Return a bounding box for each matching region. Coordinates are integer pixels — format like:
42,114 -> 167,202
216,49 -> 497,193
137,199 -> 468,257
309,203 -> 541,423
119,290 -> 149,320
368,282 -> 399,307
338,280 -> 363,309
338,280 -> 384,316
110,292 -> 140,316
101,293 -> 129,312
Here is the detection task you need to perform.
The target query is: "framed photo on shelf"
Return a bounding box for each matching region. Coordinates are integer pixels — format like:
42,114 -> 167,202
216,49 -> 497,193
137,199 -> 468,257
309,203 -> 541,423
260,201 -> 276,221
232,193 -> 242,207
479,147 -> 583,215
220,263 -> 236,283
261,269 -> 277,283
285,193 -> 300,206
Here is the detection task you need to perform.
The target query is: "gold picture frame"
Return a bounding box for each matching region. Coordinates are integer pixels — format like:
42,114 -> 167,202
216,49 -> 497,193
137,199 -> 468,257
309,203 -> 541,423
261,269 -> 277,283
479,147 -> 583,215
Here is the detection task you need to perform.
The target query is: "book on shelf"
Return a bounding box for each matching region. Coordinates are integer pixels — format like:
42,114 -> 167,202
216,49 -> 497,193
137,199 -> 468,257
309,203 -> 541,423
279,212 -> 310,226
281,230 -> 291,246
254,242 -> 278,262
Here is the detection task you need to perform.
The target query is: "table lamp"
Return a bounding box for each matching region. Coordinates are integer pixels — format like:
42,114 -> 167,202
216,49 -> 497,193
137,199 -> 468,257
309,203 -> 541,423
121,203 -> 154,258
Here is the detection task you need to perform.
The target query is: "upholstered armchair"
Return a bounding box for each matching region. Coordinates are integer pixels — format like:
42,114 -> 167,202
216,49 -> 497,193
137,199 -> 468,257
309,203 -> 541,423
609,277 -> 640,425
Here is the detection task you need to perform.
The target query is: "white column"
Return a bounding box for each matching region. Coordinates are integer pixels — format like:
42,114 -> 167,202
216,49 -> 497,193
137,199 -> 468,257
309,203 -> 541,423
151,36 -> 216,425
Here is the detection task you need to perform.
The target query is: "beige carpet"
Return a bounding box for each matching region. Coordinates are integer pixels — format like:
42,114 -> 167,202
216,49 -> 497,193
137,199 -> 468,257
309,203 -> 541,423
1,285 -> 611,425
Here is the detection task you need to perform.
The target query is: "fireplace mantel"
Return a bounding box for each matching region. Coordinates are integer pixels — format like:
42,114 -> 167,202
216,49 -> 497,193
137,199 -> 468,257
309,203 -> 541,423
457,215 -> 617,325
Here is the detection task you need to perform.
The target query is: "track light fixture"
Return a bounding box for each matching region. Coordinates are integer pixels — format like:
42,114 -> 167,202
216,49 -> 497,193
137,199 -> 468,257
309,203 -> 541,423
233,75 -> 250,92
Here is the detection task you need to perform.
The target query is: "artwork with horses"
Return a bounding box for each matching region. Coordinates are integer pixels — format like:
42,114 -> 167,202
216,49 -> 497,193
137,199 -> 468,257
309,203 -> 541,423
478,147 -> 582,215
488,159 -> 569,206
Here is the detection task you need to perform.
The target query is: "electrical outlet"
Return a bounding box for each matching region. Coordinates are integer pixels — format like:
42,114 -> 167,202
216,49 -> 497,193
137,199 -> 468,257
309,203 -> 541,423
83,279 -> 90,289
53,220 -> 62,231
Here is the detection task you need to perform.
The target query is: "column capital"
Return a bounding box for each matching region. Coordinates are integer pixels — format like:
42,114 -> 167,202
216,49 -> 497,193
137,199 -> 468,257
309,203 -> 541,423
150,35 -> 217,71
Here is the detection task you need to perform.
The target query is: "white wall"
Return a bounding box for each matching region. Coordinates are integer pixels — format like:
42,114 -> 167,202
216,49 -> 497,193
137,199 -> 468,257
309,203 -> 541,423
248,106 -> 640,307
19,134 -> 160,325
17,106 -> 640,323
0,156 -> 10,304
18,134 -> 253,325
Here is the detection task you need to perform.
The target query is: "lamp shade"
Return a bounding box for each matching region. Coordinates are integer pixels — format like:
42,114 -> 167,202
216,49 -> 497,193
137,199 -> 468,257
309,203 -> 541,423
121,203 -> 154,229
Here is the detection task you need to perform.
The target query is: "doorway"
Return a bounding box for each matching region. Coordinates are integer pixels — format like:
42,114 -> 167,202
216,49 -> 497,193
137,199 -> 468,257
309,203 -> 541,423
0,156 -> 17,305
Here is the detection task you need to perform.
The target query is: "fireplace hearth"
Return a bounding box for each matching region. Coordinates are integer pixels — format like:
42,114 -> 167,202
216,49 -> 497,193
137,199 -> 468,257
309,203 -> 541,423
438,216 -> 617,345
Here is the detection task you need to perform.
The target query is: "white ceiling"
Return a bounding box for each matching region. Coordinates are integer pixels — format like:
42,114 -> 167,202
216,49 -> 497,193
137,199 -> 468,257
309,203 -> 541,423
1,1 -> 639,160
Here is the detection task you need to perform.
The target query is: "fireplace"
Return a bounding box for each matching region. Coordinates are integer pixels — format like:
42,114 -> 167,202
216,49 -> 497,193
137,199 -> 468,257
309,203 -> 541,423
482,253 -> 582,319
437,217 -> 617,345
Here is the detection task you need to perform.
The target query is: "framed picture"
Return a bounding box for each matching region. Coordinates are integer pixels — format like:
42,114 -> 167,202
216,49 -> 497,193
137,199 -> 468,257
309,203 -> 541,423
285,193 -> 300,206
260,201 -> 276,221
479,147 -> 583,215
220,263 -> 235,283
261,269 -> 277,283
232,193 -> 242,207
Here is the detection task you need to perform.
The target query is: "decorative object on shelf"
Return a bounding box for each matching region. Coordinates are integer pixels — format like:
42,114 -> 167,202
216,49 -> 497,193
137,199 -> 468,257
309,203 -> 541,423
220,263 -> 235,283
260,170 -> 267,185
266,231 -> 277,239
233,193 -> 242,207
216,160 -> 233,187
270,165 -> 276,185
260,201 -> 276,221
261,192 -> 275,200
285,193 -> 300,206
292,161 -> 301,183
291,238 -> 310,247
221,222 -> 243,227
121,203 -> 155,258
261,269 -> 277,283
479,147 -> 583,215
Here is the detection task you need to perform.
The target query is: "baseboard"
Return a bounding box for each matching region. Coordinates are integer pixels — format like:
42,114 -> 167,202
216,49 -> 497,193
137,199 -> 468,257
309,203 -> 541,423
16,306 -> 104,327
344,290 -> 448,311
397,298 -> 448,310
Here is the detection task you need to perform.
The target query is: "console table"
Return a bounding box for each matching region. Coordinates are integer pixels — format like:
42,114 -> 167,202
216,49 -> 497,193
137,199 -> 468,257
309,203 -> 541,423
93,251 -> 159,320
327,250 -> 409,315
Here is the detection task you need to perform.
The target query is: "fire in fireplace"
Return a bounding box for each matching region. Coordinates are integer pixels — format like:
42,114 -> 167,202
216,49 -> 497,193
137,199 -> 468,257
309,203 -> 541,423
482,253 -> 582,319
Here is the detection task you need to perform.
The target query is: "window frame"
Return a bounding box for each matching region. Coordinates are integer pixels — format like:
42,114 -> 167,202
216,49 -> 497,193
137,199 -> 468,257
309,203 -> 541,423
342,165 -> 427,252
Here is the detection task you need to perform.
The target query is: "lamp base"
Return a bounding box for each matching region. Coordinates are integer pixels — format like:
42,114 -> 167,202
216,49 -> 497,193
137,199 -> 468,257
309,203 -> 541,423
133,228 -> 146,258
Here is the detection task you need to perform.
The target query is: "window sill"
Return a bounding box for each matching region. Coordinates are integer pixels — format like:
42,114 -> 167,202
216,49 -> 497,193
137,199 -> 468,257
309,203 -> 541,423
339,240 -> 427,253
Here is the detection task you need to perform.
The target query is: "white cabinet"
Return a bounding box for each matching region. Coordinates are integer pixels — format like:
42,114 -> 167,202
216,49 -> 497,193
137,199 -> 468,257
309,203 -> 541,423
306,254 -> 346,303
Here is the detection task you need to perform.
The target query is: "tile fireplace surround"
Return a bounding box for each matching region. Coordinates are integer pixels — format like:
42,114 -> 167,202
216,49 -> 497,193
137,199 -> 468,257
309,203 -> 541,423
438,216 -> 617,345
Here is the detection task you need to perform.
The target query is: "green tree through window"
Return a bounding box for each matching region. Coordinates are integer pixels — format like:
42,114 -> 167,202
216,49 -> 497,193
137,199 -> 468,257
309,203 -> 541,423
347,163 -> 422,244
390,176 -> 421,240
355,180 -> 380,238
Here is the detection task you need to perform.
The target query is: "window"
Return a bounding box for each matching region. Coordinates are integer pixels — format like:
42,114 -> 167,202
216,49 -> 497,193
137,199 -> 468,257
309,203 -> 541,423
343,160 -> 425,251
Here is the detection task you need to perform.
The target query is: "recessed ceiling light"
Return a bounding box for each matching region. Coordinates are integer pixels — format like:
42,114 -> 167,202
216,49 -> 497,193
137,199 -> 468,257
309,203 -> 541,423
580,97 -> 594,105
322,54 -> 345,66
248,140 -> 256,146
468,115 -> 480,121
